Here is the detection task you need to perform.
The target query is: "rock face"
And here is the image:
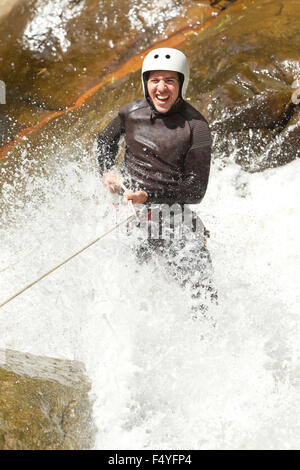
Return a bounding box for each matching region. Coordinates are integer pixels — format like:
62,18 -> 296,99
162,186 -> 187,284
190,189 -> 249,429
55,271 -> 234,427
182,0 -> 300,171
0,349 -> 96,450
1,0 -> 299,181
0,0 -> 21,18
0,0 -> 217,145
0,0 -> 219,197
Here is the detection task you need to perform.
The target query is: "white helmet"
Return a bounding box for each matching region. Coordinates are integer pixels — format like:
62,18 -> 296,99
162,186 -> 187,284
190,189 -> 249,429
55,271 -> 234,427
142,48 -> 190,98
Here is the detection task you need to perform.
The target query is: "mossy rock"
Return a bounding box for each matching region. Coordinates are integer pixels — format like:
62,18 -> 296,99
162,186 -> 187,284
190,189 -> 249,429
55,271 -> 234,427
0,349 -> 96,450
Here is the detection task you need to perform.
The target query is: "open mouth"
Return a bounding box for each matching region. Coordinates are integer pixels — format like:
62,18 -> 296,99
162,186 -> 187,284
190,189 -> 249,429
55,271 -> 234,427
155,94 -> 170,104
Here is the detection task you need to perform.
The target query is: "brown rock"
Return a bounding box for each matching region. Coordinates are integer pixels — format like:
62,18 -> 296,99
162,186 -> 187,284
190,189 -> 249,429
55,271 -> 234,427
182,0 -> 300,171
0,0 -> 218,197
0,349 -> 96,450
0,114 -> 20,146
210,0 -> 237,10
0,0 -> 21,18
255,107 -> 300,171
3,0 -> 299,177
0,0 -> 217,133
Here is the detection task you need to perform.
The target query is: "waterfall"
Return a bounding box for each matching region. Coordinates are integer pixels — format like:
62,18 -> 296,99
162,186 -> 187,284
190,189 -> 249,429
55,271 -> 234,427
1,138 -> 299,449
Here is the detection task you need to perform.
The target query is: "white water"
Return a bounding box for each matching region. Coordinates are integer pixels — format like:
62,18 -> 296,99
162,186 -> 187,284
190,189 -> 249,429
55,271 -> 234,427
0,142 -> 299,449
23,0 -> 87,54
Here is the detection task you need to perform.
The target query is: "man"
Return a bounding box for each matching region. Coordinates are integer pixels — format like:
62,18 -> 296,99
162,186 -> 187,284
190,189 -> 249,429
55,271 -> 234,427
97,48 -> 216,317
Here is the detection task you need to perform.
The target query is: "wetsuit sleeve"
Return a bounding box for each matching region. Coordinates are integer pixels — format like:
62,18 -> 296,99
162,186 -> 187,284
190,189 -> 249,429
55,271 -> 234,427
146,119 -> 212,205
96,114 -> 125,174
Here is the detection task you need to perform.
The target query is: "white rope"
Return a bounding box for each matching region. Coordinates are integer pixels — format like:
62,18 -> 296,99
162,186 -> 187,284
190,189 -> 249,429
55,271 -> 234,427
0,213 -> 135,310
120,183 -> 140,223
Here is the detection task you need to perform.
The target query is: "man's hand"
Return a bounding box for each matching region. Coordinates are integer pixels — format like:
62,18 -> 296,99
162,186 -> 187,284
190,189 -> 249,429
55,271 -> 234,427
123,189 -> 148,205
102,170 -> 123,193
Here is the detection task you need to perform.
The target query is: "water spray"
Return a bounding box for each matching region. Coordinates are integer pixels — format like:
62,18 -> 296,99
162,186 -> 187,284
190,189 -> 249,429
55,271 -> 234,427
0,212 -> 135,310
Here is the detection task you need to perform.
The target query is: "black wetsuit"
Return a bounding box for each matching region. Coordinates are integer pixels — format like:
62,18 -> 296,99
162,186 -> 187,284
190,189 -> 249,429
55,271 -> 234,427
97,97 -> 211,205
97,97 -> 216,317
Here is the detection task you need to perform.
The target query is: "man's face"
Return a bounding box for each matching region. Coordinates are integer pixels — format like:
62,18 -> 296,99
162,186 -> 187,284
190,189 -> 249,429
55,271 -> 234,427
147,70 -> 180,113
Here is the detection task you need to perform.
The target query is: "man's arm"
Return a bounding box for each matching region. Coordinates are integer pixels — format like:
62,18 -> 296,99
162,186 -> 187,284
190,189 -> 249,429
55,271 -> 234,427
97,114 -> 126,193
177,118 -> 211,204
97,114 -> 124,174
98,112 -> 149,204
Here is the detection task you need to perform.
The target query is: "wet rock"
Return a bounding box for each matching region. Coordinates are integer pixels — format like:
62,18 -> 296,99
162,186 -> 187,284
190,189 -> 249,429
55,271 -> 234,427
0,0 -> 218,192
4,0 -> 299,176
255,107 -> 300,171
0,0 -> 217,137
0,0 -> 20,18
0,114 -> 20,146
210,0 -> 237,10
183,0 -> 300,171
0,349 -> 96,450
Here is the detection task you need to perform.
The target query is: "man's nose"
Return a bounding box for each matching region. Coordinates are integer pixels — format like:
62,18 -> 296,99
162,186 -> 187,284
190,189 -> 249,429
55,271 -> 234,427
157,80 -> 167,92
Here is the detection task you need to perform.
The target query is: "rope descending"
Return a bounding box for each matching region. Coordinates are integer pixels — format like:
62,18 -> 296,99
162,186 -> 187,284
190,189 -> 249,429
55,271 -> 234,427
0,212 -> 135,310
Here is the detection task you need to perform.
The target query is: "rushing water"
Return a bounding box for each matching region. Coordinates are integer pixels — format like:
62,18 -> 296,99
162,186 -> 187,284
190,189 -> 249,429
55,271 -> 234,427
0,134 -> 299,449
0,0 -> 299,450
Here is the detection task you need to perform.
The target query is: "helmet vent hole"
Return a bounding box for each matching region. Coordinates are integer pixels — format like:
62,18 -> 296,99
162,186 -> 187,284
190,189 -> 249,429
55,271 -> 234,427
165,54 -> 171,59
154,54 -> 159,58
